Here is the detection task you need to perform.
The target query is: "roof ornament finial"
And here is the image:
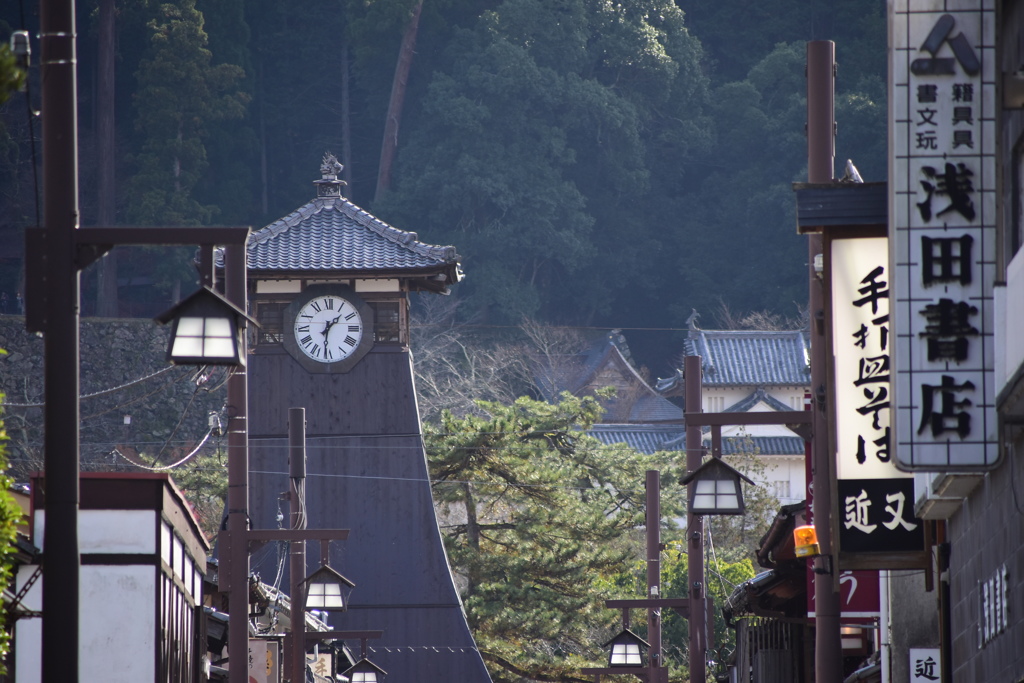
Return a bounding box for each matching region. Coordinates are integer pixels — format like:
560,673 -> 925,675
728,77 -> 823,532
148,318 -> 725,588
314,152 -> 347,198
687,309 -> 701,332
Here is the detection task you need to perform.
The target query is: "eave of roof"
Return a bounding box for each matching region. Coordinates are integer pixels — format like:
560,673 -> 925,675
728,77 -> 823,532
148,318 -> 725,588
657,327 -> 811,392
247,196 -> 460,278
588,424 -> 686,455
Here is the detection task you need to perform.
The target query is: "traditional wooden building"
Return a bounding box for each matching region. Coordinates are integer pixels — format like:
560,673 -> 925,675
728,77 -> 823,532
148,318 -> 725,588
243,155 -> 490,682
656,314 -> 810,505
14,474 -> 209,683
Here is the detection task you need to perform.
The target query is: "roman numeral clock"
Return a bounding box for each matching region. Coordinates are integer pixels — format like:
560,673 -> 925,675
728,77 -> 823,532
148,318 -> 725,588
283,284 -> 372,371
244,155 -> 490,682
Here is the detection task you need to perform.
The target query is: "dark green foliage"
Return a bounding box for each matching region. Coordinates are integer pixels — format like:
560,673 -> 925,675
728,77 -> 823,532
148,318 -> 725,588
0,384 -> 23,670
659,552 -> 757,675
0,44 -> 25,103
426,392 -> 677,681
1,0 -> 887,337
377,0 -> 714,324
0,52 -> 27,669
125,0 -> 248,226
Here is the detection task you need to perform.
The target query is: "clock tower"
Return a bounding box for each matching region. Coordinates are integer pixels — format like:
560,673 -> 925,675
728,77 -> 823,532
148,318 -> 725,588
245,155 -> 490,682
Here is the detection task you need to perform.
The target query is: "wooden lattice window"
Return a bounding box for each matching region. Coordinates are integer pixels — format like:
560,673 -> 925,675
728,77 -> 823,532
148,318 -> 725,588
371,301 -> 401,344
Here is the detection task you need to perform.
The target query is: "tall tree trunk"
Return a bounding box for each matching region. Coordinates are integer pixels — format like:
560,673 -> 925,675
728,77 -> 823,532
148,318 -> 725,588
95,0 -> 119,317
259,58 -> 269,216
341,39 -> 353,195
462,482 -> 481,597
374,0 -> 423,203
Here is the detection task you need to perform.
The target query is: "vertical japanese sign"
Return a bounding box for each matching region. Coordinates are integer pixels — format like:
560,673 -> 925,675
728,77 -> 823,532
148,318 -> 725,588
248,639 -> 281,683
833,238 -> 923,555
890,0 -> 998,470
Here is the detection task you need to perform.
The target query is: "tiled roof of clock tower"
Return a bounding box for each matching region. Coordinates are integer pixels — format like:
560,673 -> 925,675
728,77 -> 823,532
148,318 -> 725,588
247,153 -> 460,275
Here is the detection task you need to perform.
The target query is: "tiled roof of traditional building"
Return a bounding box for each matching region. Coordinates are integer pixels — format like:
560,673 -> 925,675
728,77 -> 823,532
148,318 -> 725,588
589,424 -> 685,455
628,394 -> 685,422
590,425 -> 804,456
656,314 -> 810,392
717,436 -> 805,455
247,154 -> 460,277
535,331 -> 684,424
724,387 -> 794,414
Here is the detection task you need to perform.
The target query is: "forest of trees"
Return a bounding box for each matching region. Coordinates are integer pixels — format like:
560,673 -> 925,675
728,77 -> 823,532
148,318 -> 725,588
0,0 -> 886,366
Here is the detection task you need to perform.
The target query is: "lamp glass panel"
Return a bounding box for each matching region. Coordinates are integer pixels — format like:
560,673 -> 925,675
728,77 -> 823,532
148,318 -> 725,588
202,333 -> 237,358
205,317 -> 233,336
171,316 -> 237,359
175,317 -> 205,336
351,673 -> 377,683
715,480 -> 738,494
306,582 -> 345,609
171,335 -> 204,358
718,494 -> 740,509
610,642 -> 642,665
694,480 -> 716,494
693,493 -> 717,509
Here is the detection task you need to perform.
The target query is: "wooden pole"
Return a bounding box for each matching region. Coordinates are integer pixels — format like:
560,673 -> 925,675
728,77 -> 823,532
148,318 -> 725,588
807,39 -> 843,683
226,245 -> 250,683
646,470 -> 663,682
40,0 -> 81,679
685,356 -> 705,683
289,408 -> 307,683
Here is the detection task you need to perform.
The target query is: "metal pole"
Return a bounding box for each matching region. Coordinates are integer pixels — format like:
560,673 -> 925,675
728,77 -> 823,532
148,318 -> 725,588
40,0 -> 80,680
289,407 -> 308,683
646,470 -> 662,682
226,244 -> 250,683
685,356 -> 705,683
807,39 -> 843,683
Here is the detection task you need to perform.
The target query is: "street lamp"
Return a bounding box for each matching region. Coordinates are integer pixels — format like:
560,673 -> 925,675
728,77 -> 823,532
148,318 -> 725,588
302,565 -> 356,611
342,658 -> 388,682
604,629 -> 650,667
680,456 -> 755,516
155,286 -> 256,367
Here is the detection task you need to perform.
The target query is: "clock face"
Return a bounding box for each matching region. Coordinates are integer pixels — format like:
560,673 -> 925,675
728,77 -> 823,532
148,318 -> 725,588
293,294 -> 364,363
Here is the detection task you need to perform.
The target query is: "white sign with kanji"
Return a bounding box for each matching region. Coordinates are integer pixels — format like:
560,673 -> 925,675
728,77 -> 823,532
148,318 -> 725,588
910,647 -> 942,682
832,238 -> 902,480
890,0 -> 998,470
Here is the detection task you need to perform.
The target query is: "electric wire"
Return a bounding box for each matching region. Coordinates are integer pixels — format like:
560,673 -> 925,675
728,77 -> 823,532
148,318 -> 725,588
142,370 -> 206,464
704,524 -> 737,596
111,427 -> 213,471
0,364 -> 182,407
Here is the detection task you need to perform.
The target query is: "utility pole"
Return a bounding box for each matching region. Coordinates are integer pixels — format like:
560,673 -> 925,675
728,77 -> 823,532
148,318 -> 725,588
807,39 -> 843,683
39,0 -> 81,680
646,470 -> 665,683
685,356 -> 706,683
289,408 -> 308,683
225,244 -> 251,683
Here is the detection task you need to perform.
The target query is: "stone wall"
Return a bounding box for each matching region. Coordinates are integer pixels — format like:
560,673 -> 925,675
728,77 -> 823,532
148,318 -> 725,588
0,315 -> 227,481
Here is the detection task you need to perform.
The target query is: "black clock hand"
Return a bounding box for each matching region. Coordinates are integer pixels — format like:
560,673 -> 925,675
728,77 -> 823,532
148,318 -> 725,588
322,312 -> 345,338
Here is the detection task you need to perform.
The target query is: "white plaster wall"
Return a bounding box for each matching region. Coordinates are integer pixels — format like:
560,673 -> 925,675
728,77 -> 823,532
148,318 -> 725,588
33,510 -> 157,554
762,456 -> 806,506
80,565 -> 156,682
996,248 -> 1024,392
703,385 -> 808,506
14,565 -> 156,683
14,565 -> 42,683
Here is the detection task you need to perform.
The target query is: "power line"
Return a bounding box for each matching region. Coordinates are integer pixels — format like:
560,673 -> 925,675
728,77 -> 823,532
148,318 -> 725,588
0,364 -> 184,407
111,428 -> 215,471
